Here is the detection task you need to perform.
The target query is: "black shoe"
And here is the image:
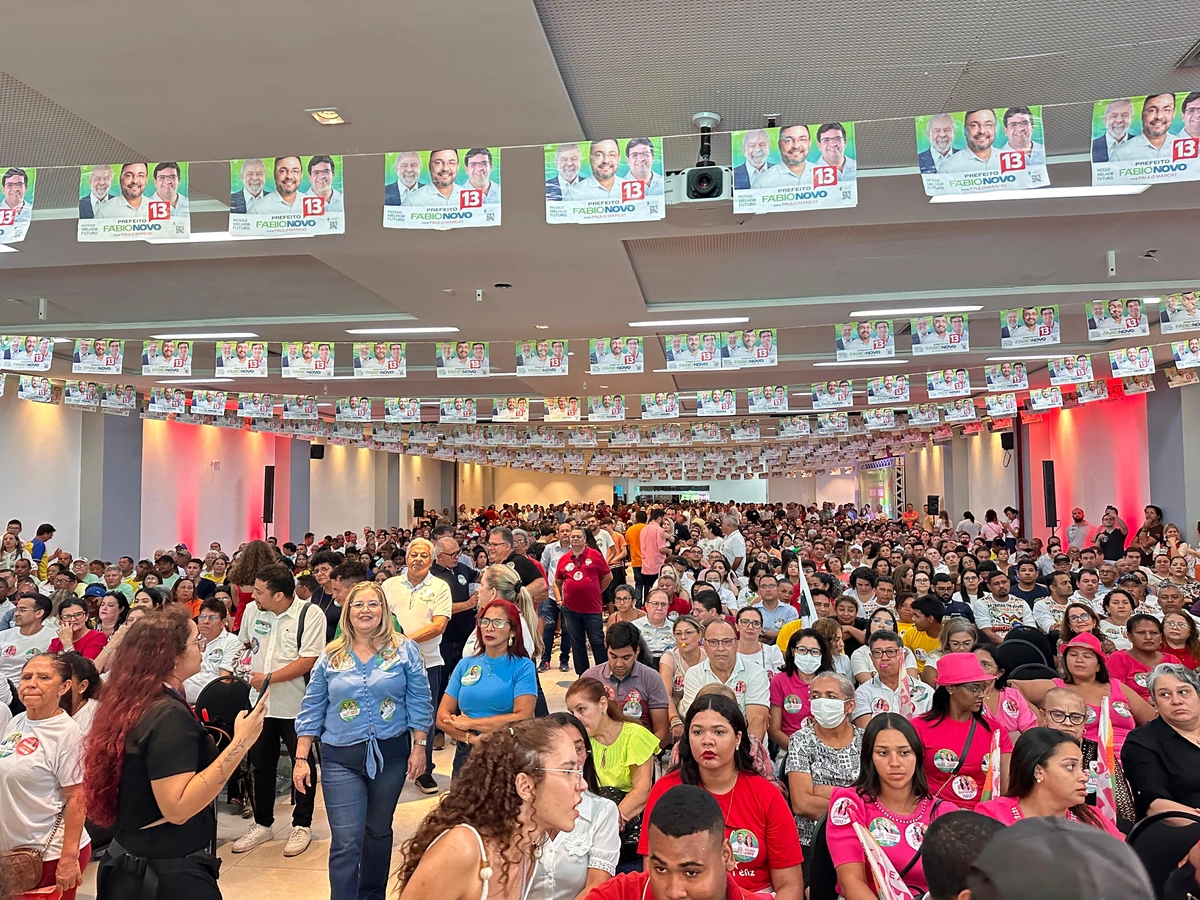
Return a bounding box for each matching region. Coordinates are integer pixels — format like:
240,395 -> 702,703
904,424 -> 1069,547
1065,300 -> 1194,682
538,661 -> 550,673
415,774 -> 438,794
559,662 -> 571,672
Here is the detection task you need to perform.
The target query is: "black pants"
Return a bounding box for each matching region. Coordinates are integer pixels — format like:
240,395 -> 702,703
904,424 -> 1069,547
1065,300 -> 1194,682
97,842 -> 221,900
249,717 -> 315,828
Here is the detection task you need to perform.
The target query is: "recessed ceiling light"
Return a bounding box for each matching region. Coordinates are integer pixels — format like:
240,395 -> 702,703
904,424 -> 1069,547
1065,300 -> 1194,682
344,327 -> 460,335
534,324 -> 550,330
984,354 -> 1062,361
145,231 -> 309,245
494,283 -> 512,289
155,378 -> 235,385
52,337 -> 72,344
600,385 -> 609,388
849,305 -> 983,317
150,331 -> 260,340
306,108 -> 347,125
928,185 -> 1148,204
4,297 -> 23,303
812,359 -> 907,367
628,317 -> 750,327
442,289 -> 456,295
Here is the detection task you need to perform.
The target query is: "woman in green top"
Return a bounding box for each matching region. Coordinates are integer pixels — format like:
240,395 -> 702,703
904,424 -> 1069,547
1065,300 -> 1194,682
564,676 -> 658,832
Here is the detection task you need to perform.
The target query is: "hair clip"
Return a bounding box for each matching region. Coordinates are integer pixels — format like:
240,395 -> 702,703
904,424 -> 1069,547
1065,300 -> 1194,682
508,725 -> 515,737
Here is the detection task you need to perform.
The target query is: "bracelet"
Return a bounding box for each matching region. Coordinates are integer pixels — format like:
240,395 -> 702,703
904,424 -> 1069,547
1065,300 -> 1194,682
295,757 -> 309,764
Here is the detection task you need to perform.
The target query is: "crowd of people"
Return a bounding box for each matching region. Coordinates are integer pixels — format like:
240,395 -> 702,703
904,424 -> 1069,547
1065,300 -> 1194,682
2,497 -> 1200,899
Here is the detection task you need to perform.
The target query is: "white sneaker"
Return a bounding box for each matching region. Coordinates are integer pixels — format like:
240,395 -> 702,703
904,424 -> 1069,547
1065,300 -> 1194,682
283,825 -> 312,857
232,823 -> 274,853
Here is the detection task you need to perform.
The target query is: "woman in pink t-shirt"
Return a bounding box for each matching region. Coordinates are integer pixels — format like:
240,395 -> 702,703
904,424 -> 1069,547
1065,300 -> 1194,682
768,629 -> 832,748
1106,614 -> 1179,701
826,714 -> 958,900
973,643 -> 1038,740
976,727 -> 1120,836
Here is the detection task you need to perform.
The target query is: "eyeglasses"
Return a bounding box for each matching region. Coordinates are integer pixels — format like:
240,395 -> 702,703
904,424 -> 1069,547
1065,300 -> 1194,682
870,648 -> 900,659
737,620 -> 762,629
955,682 -> 989,695
1067,614 -> 1093,624
704,638 -> 736,649
349,601 -> 383,611
479,617 -> 511,629
60,611 -> 88,622
793,647 -> 822,658
1046,709 -> 1087,726
538,765 -> 586,780
197,614 -> 223,623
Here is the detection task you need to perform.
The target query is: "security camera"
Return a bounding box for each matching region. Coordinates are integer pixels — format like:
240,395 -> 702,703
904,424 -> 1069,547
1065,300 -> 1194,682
665,112 -> 732,204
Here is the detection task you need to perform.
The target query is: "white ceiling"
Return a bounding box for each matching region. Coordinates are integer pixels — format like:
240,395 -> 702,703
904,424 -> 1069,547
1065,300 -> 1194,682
0,0 -> 1198,435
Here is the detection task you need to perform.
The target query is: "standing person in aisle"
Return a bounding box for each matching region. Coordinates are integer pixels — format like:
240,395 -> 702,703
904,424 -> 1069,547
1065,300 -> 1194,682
431,535 -> 480,745
555,525 -> 612,674
384,538 -> 452,795
639,509 -> 670,597
720,515 -> 747,577
488,526 -> 548,605
0,592 -> 54,711
625,510 -> 647,602
539,521 -> 575,672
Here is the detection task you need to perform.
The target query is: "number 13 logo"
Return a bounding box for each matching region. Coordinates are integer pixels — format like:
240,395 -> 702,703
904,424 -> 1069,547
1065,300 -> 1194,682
999,152 -> 1026,172
302,196 -> 325,216
147,201 -> 170,221
621,180 -> 645,202
0,209 -> 14,226
1174,138 -> 1199,161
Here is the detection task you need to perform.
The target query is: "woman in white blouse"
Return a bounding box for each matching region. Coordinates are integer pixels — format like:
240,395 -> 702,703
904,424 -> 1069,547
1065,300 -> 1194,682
528,712 -> 620,900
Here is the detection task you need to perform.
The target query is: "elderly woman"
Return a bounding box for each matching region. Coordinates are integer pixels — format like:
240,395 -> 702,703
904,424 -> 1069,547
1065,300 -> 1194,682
1123,663 -> 1200,818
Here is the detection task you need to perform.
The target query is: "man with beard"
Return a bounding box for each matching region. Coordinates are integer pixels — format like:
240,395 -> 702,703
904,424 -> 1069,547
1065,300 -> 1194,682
758,124 -> 816,189
546,141 -> 583,201
249,155 -> 305,214
1092,97 -> 1134,162
1114,92 -> 1179,161
97,162 -> 151,218
232,157 -> 271,214
943,108 -> 1002,172
734,127 -> 774,189
409,148 -> 461,206
79,163 -> 113,218
385,150 -> 425,205
567,139 -> 623,201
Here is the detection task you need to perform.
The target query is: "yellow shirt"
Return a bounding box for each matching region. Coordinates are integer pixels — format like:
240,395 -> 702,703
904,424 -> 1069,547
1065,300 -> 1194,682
903,627 -> 941,673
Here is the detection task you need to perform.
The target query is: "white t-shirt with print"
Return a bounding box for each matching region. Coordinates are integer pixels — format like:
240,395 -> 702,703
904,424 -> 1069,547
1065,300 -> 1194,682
184,629 -> 245,703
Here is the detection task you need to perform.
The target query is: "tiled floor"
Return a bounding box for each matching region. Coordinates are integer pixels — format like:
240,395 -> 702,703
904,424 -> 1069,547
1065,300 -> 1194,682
76,669 -> 576,899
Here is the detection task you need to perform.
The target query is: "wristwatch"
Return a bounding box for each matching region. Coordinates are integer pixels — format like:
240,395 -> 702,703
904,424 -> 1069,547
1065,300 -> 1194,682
417,739 -> 427,746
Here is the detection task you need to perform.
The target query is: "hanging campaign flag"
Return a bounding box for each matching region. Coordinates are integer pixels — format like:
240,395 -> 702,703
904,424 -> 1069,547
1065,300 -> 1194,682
641,392 -> 679,419
215,340 -> 268,377
352,341 -> 406,377
1173,339 -> 1200,369
665,332 -> 724,370
101,384 -> 137,414
1109,346 -> 1155,377
723,329 -> 778,368
696,390 -> 737,416
238,392 -> 275,419
568,426 -> 597,447
916,106 -> 1049,196
981,728 -> 1002,801
691,422 -> 727,443
1167,366 -> 1200,389
515,338 -> 568,376
1029,387 -> 1064,410
1091,94 -> 1200,186
867,375 -> 909,404
372,422 -> 404,443
1161,290 -> 1200,334
836,321 -> 895,361
493,397 -> 530,422
812,381 -> 852,409
984,362 -> 1030,391
1123,374 -> 1155,395
436,341 -> 490,377
777,416 -> 810,438
730,419 -> 760,442
383,148 -> 501,229
229,156 -> 344,237
588,337 -> 643,374
1078,381 -> 1110,403
149,386 -> 185,414
942,400 -> 977,422
335,397 -> 373,422
0,165 -> 35,243
544,397 -> 583,422
64,381 -> 99,410
409,423 -> 440,444
910,313 -> 970,354
383,398 -> 421,423
863,408 -> 895,430
71,338 -> 124,375
817,412 -> 849,435
852,822 -> 917,900
280,395 -> 318,420
588,395 -> 625,422
731,122 -> 858,214
191,391 -> 228,416
79,162 -> 190,241
439,398 -> 477,424
141,340 -> 193,376
543,138 -> 664,224
1000,306 -> 1060,349
1,336 -> 53,372
1048,354 -> 1095,385
985,393 -> 1019,417
1085,298 -> 1151,340
748,386 -> 789,413
1096,697 -> 1119,823
926,368 -> 971,398
280,341 -> 335,378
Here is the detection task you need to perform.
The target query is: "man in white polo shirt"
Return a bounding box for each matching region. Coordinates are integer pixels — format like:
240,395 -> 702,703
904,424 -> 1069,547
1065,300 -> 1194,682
248,156 -> 306,215
679,620 -> 768,741
384,537 -> 451,794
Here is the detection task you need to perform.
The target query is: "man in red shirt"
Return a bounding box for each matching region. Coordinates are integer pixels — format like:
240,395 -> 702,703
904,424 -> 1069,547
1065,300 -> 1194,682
586,784 -> 771,900
554,525 -> 611,674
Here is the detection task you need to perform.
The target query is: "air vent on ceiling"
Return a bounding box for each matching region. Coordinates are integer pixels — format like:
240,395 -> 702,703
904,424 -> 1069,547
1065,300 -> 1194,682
1177,40 -> 1200,69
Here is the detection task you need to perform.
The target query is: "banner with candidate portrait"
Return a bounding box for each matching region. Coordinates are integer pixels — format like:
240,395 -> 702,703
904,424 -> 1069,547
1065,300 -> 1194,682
1078,381 -> 1110,403
229,156 -> 344,237
439,398 -> 477,424
641,392 -> 680,419
731,419 -> 760,442
1167,366 -> 1200,389
812,380 -> 852,409
436,340 -> 489,377
777,416 -> 811,439
350,341 -> 406,378
372,422 -> 404,444
691,422 -> 726,443
1085,299 -> 1151,341
214,340 -> 268,377
999,306 -> 1060,348
334,396 -> 372,422
0,166 -> 35,243
926,368 -> 971,398
543,138 -> 664,224
1029,386 -> 1064,410
1123,374 -> 1155,395
664,332 -> 724,370
1173,338 -> 1200,369
696,389 -> 737,416
984,362 -> 1030,391
909,313 -> 970,355
863,407 -> 896,430
148,386 -> 185,413
817,412 -> 849,435
748,386 -> 789,413
381,398 -> 420,423
866,375 -> 909,404
237,392 -> 275,419
1109,346 -> 1155,377
408,423 -> 440,444
1160,290 -> 1200,334
588,395 -> 625,422
722,329 -> 778,368
985,393 -> 1019,417
515,338 -> 567,376
492,397 -> 530,422
78,162 -> 190,241
835,321 -> 895,361
190,390 -> 227,416
141,340 -> 193,376
544,397 -> 582,422
1091,94 -> 1200,186
648,423 -> 684,444
280,395 -> 317,420
383,148 -> 501,229
908,403 -> 940,427
64,380 -> 99,410
280,341 -> 335,378
588,337 -> 643,374
568,426 -> 597,447
69,338 -> 122,375
101,384 -> 137,413
1,336 -> 52,372
331,422 -> 364,441
941,399 -> 977,422
916,107 -> 1049,196
1048,354 -> 1095,385
732,123 -> 858,214
17,376 -> 56,404
607,424 -> 640,447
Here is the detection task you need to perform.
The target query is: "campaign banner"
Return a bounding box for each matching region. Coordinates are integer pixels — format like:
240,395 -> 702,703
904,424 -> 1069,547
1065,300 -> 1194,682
543,138 -> 664,224
1123,374 -> 1155,395
866,374 -> 910,404
723,329 -> 778,368
910,313 -> 970,355
250,416 -> 282,434
747,385 -> 789,413
908,404 -> 940,427
237,392 -> 276,419
78,162 -> 190,241
999,306 -> 1060,349
648,423 -> 684,444
1078,381 -> 1111,403
382,398 -> 420,423
691,422 -> 726,443
148,386 -> 185,413
696,389 -> 738,416
1029,386 -> 1064,410
409,423 -> 440,444
485,425 -> 512,446
1048,354 -> 1095,385
732,123 -> 858,214
0,166 -> 34,243
665,332 -> 724,370
1,336 -> 53,372
916,106 -> 1049,196
493,397 -> 530,422
811,381 -> 852,409
335,396 -> 373,422
515,338 -> 567,376
191,390 -> 228,416
605,424 -> 639,447
439,398 -> 477,424
215,340 -> 268,377
777,416 -> 810,438
568,426 -> 598,447
383,148 -> 501,229
1109,346 -> 1155,377
280,395 -> 318,420
835,321 -> 895,361
588,337 -> 643,374
1167,366 -> 1200,388
1173,338 -> 1200,369
351,341 -> 406,378
280,341 -> 335,378
640,392 -> 679,419
331,422 -> 364,441
731,419 -> 761,442
64,380 -> 99,410
436,340 -> 489,377
985,393 -> 1019,417
544,396 -> 583,422
984,362 -> 1030,391
926,368 -> 971,398
588,395 -> 625,422
101,384 -> 137,413
371,422 -> 404,444
1091,94 -> 1200,186
863,407 -> 896,430
961,421 -> 985,436
1085,298 -> 1150,341
141,340 -> 193,376
71,338 -> 123,375
229,156 -> 344,237
942,399 -> 977,422
1161,290 -> 1200,334
817,412 -> 849,435
902,427 -> 927,444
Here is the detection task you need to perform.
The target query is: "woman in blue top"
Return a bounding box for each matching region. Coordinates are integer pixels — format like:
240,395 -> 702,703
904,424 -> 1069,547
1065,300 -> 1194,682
295,581 -> 432,900
438,564 -> 540,776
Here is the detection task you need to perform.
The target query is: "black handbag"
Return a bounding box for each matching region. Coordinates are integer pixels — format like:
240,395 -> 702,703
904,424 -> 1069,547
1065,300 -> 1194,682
595,785 -> 643,861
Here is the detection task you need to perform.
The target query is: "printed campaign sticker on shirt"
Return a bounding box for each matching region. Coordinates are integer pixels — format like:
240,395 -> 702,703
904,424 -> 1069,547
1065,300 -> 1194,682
1002,698 -> 1019,718
872,697 -> 892,714
0,731 -> 22,758
250,638 -> 261,655
1086,706 -> 1098,724
728,829 -> 761,863
573,571 -> 583,581
457,574 -> 467,585
462,665 -> 483,686
952,776 -> 979,800
254,619 -> 271,635
565,562 -> 575,572
905,822 -> 928,850
623,690 -> 644,720
230,155 -> 344,237
78,162 -> 191,241
1112,701 -> 1131,719
829,796 -> 854,826
380,698 -> 396,721
933,748 -> 960,773
339,700 -> 361,721
1134,672 -> 1149,687
869,817 -> 902,847
783,694 -> 803,714
733,680 -> 747,696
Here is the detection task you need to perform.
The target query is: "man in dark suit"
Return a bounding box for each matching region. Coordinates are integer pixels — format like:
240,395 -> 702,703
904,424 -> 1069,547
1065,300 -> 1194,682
384,151 -> 424,205
1092,98 -> 1134,163
546,142 -> 583,201
918,114 -> 958,174
79,164 -> 113,218
732,128 -> 772,190
230,158 -> 271,214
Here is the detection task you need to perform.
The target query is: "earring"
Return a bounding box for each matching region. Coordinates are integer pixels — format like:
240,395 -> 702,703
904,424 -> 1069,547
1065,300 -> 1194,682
508,636 -> 514,646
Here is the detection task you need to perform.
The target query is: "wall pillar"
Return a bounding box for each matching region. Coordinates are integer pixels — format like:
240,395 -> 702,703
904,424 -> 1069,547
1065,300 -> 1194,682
288,439 -> 311,542
78,412 -> 143,561
1147,372 -> 1200,529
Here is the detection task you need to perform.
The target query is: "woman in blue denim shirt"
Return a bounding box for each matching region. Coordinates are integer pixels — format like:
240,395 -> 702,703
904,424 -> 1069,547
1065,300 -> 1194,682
295,582 -> 432,900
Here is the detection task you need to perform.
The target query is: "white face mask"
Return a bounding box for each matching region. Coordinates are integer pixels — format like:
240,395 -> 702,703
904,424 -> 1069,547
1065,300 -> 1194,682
810,697 -> 848,728
795,653 -> 823,674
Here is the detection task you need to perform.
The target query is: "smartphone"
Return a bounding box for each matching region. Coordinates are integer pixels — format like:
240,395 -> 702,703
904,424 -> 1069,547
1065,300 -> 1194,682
251,674 -> 272,713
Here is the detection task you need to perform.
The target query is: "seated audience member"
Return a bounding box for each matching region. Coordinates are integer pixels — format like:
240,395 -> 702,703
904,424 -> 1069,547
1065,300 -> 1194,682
921,811 -> 1004,900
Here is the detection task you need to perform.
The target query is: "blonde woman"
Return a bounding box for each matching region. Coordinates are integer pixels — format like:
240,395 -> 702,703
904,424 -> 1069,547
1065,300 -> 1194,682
295,582 -> 432,900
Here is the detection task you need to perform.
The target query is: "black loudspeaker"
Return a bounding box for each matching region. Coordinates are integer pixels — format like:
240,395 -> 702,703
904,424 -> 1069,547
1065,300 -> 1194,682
413,498 -> 425,518
1042,460 -> 1058,528
262,466 -> 275,525
1000,432 -> 1016,451
310,444 -> 325,460
927,495 -> 940,516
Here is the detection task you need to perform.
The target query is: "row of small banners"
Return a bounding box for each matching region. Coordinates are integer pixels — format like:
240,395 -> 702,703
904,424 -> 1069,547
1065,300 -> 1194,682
0,94 -> 1196,243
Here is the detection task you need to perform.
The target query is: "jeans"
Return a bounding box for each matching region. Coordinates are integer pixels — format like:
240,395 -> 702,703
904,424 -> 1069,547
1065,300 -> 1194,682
422,665 -> 443,775
539,598 -> 571,665
322,735 -> 411,900
561,608 -> 605,674
249,717 -> 314,828
452,739 -> 473,776
631,567 -> 644,603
